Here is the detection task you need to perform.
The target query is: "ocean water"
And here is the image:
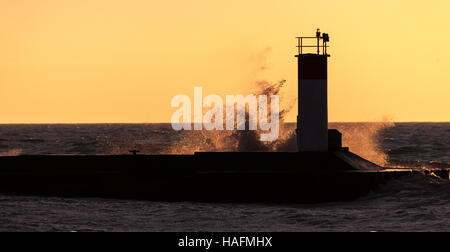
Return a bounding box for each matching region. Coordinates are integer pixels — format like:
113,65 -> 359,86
0,123 -> 449,232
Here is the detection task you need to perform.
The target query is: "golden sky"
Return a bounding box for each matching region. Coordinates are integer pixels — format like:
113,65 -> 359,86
0,0 -> 449,123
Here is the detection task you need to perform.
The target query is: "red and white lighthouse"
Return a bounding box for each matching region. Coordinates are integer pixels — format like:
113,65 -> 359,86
296,29 -> 330,151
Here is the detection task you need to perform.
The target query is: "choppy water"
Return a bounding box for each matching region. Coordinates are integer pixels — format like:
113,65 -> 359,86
0,123 -> 449,231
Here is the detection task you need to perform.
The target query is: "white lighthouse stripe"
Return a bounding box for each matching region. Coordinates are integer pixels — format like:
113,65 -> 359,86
298,79 -> 328,151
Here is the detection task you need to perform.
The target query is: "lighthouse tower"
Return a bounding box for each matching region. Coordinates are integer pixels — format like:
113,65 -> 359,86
296,29 -> 330,152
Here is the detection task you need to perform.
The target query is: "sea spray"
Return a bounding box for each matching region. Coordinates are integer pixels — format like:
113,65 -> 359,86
329,122 -> 395,166
0,148 -> 22,156
165,79 -> 295,153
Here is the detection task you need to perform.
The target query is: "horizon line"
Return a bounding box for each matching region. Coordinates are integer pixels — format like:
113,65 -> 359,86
0,121 -> 449,125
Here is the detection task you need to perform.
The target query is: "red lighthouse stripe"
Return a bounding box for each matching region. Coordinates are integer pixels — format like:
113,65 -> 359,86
297,54 -> 328,80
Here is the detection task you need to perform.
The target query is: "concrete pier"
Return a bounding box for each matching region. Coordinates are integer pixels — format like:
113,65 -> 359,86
0,151 -> 444,203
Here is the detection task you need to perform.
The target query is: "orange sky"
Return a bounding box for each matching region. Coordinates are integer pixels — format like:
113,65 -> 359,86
0,0 -> 449,123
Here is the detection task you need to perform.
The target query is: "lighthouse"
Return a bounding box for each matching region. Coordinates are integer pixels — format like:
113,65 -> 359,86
296,29 -> 330,151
